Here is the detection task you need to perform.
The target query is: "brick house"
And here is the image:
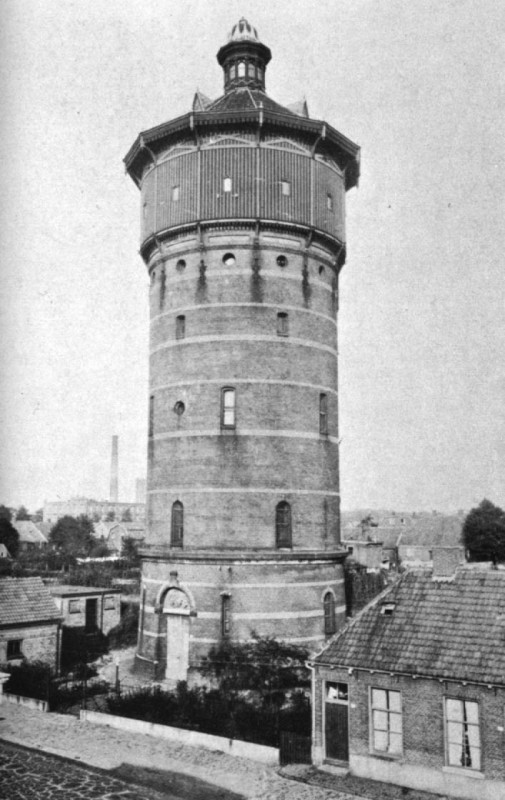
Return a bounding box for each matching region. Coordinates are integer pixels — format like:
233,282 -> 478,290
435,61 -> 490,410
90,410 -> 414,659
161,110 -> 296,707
0,577 -> 62,671
49,586 -> 121,635
310,553 -> 505,800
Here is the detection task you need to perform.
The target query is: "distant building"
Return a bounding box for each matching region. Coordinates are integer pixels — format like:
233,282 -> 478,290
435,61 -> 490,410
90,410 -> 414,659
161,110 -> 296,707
341,539 -> 384,570
135,478 -> 146,504
93,521 -> 145,554
43,497 -> 145,525
12,520 -> 48,551
311,553 -> 505,800
50,586 -> 121,635
0,577 -> 62,670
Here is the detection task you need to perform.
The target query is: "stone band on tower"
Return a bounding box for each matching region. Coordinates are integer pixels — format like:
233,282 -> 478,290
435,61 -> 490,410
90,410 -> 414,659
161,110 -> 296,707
125,19 -> 360,680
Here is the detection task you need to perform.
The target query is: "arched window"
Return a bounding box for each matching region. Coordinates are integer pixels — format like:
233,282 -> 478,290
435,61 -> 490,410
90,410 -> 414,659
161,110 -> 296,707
223,177 -> 232,193
319,393 -> 328,434
171,501 -> 183,547
238,61 -> 246,77
247,62 -> 255,78
176,315 -> 185,339
276,501 -> 292,548
323,592 -> 336,635
221,387 -> 236,429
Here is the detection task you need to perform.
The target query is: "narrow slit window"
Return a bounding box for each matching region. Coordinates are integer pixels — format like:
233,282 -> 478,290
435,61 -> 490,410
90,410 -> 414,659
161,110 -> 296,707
176,315 -> 185,339
319,393 -> 328,434
172,185 -> 180,202
276,501 -> 292,548
323,592 -> 336,635
223,177 -> 232,193
230,64 -> 237,80
277,312 -> 289,336
149,395 -> 154,437
221,594 -> 231,637
327,193 -> 333,211
171,501 -> 184,547
281,180 -> 291,197
221,388 -> 236,429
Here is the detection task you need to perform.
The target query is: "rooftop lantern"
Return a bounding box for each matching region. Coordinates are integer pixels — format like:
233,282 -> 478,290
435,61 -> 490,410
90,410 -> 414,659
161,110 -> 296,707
217,17 -> 272,93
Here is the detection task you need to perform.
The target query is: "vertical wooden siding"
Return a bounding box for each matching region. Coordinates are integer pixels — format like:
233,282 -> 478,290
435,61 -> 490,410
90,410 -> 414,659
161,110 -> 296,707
141,146 -> 345,242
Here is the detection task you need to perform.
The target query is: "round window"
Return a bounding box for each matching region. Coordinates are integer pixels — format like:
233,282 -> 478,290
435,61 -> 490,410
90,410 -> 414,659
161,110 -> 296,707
174,401 -> 185,416
277,255 -> 288,268
176,259 -> 186,272
222,253 -> 236,267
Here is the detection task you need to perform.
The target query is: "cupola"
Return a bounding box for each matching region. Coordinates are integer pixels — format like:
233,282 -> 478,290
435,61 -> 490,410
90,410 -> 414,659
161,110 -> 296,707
217,18 -> 272,93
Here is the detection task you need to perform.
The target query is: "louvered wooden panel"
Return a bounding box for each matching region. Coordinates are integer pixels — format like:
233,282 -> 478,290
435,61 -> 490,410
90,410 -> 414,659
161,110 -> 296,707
141,169 -> 156,241
313,161 -> 345,240
200,147 -> 256,219
260,148 -> 311,224
156,153 -> 198,230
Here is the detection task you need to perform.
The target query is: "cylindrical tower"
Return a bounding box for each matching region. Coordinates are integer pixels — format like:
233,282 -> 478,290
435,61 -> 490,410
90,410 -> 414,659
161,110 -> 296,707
125,18 -> 360,680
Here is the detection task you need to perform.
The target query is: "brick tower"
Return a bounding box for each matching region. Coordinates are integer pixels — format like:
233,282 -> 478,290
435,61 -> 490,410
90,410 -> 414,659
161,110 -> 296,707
125,19 -> 360,680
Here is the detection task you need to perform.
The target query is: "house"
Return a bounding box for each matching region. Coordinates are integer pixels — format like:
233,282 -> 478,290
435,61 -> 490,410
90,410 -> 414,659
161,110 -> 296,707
310,550 -> 505,800
12,520 -> 48,551
93,521 -> 145,554
397,516 -> 463,565
0,577 -> 62,671
50,586 -> 121,635
341,540 -> 384,571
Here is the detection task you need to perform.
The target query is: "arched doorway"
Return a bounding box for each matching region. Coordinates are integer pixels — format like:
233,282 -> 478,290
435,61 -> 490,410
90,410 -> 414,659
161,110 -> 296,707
163,588 -> 191,681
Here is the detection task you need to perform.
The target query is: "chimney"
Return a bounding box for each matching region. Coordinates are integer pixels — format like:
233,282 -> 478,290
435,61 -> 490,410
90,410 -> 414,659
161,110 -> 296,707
432,546 -> 465,578
110,435 -> 118,502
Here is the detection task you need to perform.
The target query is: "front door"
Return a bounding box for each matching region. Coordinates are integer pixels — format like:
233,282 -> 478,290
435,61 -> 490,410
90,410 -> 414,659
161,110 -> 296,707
165,612 -> 189,681
325,681 -> 349,762
85,598 -> 98,632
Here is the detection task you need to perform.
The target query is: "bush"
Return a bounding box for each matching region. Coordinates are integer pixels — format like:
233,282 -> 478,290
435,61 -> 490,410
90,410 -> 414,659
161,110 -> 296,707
1,660 -> 52,701
60,626 -> 108,672
108,602 -> 139,649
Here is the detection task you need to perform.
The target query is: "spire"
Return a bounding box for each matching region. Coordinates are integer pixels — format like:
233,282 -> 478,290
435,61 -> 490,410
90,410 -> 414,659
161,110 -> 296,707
217,18 -> 272,94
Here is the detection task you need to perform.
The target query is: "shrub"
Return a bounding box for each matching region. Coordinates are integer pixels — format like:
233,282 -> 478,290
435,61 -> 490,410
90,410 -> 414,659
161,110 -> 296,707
108,602 -> 139,649
60,626 -> 108,672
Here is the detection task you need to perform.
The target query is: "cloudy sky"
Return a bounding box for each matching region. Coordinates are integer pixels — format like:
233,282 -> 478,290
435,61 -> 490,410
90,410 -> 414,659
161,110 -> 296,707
1,0 -> 504,513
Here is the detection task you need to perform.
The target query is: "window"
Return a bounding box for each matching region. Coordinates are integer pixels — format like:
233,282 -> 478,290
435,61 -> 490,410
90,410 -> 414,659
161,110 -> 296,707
323,592 -> 336,635
176,258 -> 186,272
238,61 -> 246,77
69,599 -> 80,614
281,180 -> 291,196
221,388 -> 236,429
176,315 -> 185,339
276,255 -> 288,268
222,252 -> 236,266
7,640 -> 22,660
221,594 -> 231,637
277,312 -> 289,336
230,64 -> 237,80
327,193 -> 333,211
223,177 -> 232,193
104,596 -> 116,611
445,698 -> 481,770
174,401 -> 185,416
370,688 -> 403,755
319,393 -> 328,434
171,501 -> 184,547
276,501 -> 292,548
149,395 -> 154,437
247,62 -> 255,77
172,185 -> 180,202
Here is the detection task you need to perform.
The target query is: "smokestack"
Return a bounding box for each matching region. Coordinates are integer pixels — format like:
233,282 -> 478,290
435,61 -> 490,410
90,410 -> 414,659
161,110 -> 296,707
110,435 -> 118,502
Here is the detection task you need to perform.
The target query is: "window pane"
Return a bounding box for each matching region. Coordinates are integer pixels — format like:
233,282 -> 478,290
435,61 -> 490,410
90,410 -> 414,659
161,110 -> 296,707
470,747 -> 481,771
238,61 -> 245,77
467,726 -> 480,748
447,722 -> 462,744
223,409 -> 234,426
448,742 -> 462,765
388,691 -> 401,712
372,689 -> 387,709
465,702 -> 479,725
326,683 -> 339,702
373,730 -> 388,751
389,733 -> 402,754
390,713 -> 402,733
224,390 -> 235,408
223,177 -> 232,192
373,710 -> 388,731
446,698 -> 462,721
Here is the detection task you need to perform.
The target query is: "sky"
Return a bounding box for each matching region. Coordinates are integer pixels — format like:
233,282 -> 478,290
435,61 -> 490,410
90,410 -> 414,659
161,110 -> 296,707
0,0 -> 504,514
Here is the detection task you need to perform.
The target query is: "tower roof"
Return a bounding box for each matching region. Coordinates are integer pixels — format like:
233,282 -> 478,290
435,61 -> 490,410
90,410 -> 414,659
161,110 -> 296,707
228,17 -> 259,42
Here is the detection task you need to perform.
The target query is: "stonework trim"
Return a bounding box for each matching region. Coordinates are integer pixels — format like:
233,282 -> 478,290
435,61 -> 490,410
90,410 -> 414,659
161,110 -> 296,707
191,634 -> 327,644
152,378 -> 338,397
142,577 -> 345,589
152,429 -> 341,444
149,269 -> 335,293
151,302 -> 337,327
198,607 -> 345,620
150,334 -> 338,357
148,487 -> 340,496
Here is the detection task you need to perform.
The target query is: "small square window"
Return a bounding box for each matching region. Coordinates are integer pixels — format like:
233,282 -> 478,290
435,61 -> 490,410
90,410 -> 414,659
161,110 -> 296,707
223,177 -> 232,193
281,181 -> 291,197
7,640 -> 22,660
104,596 -> 116,611
69,599 -> 81,613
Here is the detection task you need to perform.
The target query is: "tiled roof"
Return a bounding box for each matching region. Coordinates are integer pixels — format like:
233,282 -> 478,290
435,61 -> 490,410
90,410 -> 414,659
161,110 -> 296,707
205,88 -> 296,116
314,566 -> 505,686
0,577 -> 61,626
12,521 -> 48,544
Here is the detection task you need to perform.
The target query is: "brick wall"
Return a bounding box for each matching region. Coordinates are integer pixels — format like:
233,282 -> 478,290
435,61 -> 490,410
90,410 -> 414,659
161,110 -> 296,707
0,623 -> 60,671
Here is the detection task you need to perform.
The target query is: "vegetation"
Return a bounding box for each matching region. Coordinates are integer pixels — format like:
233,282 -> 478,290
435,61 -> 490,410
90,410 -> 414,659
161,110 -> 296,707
462,499 -> 505,562
60,627 -> 109,672
108,601 -> 139,649
0,505 -> 20,557
121,536 -> 141,566
121,508 -> 132,522
1,660 -> 108,711
344,558 -> 388,616
49,514 -> 95,560
15,505 -> 31,521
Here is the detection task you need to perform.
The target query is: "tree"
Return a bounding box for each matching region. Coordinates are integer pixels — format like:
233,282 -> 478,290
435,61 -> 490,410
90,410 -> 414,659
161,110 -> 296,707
121,536 -> 140,566
49,515 -> 95,559
121,507 -> 132,522
105,511 -> 115,522
0,506 -> 20,557
462,499 -> 505,563
0,505 -> 13,522
15,505 -> 31,521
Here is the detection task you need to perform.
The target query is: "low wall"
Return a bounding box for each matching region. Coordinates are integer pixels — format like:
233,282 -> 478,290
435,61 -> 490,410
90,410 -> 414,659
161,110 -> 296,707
80,709 -> 279,765
3,692 -> 49,712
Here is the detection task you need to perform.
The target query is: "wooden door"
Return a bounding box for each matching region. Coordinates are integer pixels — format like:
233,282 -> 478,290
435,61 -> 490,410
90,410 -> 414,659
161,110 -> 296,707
85,598 -> 98,632
165,613 -> 189,681
325,682 -> 349,762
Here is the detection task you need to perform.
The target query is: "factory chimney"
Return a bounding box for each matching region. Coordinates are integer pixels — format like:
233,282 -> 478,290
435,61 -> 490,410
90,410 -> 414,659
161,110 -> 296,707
110,435 -> 119,502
